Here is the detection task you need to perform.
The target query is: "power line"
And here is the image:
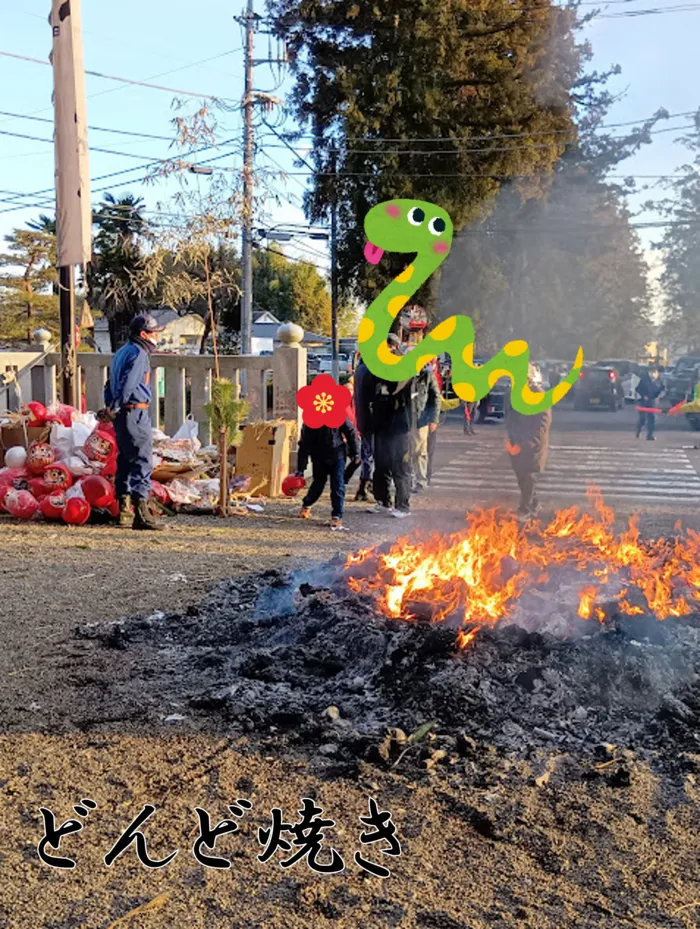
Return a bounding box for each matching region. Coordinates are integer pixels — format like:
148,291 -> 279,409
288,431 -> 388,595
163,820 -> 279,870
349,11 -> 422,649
261,118 -> 317,173
261,110 -> 699,144
0,110 -> 176,143
0,127 -> 239,165
0,139 -> 242,215
0,49 -> 240,101
3,120 -> 693,172
265,122 -> 698,156
596,3 -> 700,16
272,169 -> 700,180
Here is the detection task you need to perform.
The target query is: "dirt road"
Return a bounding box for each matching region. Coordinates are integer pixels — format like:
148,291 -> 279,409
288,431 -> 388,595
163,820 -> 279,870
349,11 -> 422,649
2,447 -> 700,927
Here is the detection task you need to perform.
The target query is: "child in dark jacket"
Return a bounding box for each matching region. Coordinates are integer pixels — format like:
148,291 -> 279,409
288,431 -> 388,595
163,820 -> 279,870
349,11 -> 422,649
297,419 -> 359,529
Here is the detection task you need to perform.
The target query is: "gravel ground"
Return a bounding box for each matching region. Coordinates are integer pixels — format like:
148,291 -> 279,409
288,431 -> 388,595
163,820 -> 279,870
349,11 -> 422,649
3,489 -> 700,928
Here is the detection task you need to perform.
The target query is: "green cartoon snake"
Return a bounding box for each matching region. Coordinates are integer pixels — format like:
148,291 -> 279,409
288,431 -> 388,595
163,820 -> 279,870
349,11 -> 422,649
360,199 -> 583,413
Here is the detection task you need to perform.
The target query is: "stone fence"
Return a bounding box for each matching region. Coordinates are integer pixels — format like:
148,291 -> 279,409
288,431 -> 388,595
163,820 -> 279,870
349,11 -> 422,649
0,324 -> 306,445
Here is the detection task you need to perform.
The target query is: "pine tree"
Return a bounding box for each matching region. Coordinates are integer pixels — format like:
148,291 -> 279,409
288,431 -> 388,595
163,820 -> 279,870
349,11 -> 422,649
271,0 -> 613,308
656,113 -> 700,354
0,226 -> 58,343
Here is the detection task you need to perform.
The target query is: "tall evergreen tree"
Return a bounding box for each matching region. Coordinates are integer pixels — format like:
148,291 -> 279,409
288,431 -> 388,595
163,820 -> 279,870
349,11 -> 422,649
271,0 -> 615,308
0,224 -> 58,343
656,112 -> 700,354
86,193 -> 149,350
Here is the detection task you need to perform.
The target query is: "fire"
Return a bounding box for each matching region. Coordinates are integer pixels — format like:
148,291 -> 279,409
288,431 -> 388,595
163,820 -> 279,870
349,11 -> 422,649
345,489 -> 700,646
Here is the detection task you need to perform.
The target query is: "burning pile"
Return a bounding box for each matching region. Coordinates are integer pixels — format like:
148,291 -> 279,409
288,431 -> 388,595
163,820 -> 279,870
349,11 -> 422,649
346,491 -> 700,644
68,495 -> 700,774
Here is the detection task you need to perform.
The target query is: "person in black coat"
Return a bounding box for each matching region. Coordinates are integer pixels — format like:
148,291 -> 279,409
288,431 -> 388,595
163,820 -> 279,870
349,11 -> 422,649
506,365 -> 552,518
635,365 -> 664,440
297,419 -> 359,528
367,336 -> 415,518
352,354 -> 374,501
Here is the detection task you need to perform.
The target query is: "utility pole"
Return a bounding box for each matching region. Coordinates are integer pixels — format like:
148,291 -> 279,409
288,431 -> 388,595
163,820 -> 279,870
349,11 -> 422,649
240,0 -> 256,363
58,266 -> 76,405
330,150 -> 339,382
50,0 -> 91,408
236,0 -> 286,373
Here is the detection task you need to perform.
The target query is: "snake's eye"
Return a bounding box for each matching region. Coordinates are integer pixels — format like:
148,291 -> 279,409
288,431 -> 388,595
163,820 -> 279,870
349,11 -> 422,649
407,207 -> 425,226
429,217 -> 447,236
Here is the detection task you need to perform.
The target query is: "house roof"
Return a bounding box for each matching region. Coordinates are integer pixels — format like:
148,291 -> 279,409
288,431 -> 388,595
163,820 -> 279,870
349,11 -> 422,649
303,331 -> 329,345
94,311 -> 204,331
253,310 -> 280,324
150,309 -> 181,326
251,320 -> 329,346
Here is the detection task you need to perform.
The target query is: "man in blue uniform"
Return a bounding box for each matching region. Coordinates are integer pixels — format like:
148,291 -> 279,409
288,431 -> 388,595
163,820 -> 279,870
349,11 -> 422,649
103,314 -> 163,530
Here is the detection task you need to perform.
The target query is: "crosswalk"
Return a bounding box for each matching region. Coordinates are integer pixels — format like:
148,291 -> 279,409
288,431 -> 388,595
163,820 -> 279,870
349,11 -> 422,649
429,439 -> 700,506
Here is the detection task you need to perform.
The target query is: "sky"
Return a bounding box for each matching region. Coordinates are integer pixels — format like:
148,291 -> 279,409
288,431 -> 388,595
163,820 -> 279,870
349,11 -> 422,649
0,0 -> 699,285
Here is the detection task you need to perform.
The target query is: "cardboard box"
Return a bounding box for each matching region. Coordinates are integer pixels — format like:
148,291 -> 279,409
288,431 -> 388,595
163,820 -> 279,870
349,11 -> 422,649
0,425 -> 50,468
235,420 -> 296,497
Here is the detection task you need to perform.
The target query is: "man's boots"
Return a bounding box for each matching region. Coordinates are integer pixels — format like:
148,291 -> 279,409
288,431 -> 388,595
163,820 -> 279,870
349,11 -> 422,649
354,478 -> 369,502
118,495 -> 133,529
132,496 -> 163,531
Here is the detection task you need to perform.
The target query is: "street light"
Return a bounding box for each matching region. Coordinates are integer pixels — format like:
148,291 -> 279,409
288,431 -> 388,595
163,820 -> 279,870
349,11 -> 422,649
256,227 -> 337,377
257,230 -> 293,242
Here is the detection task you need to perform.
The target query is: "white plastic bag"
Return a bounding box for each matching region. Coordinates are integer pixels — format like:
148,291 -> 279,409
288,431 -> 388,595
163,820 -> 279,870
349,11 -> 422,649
50,423 -> 75,461
65,481 -> 87,501
72,412 -> 98,432
172,415 -> 199,443
71,421 -> 93,451
67,454 -> 95,477
173,413 -> 201,452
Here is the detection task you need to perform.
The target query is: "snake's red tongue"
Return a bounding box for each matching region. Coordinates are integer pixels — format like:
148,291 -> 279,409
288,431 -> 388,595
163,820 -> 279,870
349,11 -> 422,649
364,241 -> 384,264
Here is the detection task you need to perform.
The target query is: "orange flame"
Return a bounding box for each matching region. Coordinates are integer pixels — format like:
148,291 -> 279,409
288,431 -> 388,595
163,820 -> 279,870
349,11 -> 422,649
345,493 -> 700,647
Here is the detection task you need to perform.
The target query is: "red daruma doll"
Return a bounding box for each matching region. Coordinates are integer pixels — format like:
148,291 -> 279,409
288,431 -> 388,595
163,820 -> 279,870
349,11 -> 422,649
26,442 -> 55,475
84,429 -> 117,478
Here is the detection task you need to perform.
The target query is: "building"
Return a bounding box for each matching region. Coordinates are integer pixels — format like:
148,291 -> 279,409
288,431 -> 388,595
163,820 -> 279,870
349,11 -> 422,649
93,310 -> 206,354
251,310 -> 283,355
251,310 -> 328,355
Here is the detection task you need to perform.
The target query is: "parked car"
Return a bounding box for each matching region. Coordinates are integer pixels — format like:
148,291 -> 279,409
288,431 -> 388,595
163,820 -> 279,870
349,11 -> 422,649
438,356 -> 508,419
663,356 -> 700,407
596,359 -> 646,403
574,365 -> 624,410
474,357 -> 514,422
318,353 -> 351,376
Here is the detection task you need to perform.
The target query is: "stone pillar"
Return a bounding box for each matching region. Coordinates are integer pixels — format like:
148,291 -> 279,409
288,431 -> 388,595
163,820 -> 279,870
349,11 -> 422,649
273,323 -> 306,431
31,329 -> 54,408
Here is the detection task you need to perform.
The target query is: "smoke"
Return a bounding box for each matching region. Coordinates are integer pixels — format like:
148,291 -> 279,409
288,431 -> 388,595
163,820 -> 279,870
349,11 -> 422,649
251,560 -> 346,620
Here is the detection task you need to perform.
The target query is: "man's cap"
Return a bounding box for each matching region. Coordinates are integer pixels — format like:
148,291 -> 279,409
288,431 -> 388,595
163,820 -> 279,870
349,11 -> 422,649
129,313 -> 164,335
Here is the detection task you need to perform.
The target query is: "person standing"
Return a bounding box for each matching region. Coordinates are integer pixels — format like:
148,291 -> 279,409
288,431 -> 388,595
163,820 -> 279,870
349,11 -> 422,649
352,352 -> 375,502
635,365 -> 664,441
367,335 -> 414,519
410,358 -> 440,492
103,314 -> 164,531
297,418 -> 359,529
427,357 -> 444,484
505,364 -> 552,519
462,400 -> 476,435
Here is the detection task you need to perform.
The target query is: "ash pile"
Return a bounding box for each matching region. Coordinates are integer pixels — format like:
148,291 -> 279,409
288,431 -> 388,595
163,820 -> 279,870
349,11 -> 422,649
77,561 -> 700,776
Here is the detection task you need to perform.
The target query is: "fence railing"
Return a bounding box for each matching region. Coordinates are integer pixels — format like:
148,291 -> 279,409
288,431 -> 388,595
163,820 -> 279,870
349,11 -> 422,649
1,323 -> 307,445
